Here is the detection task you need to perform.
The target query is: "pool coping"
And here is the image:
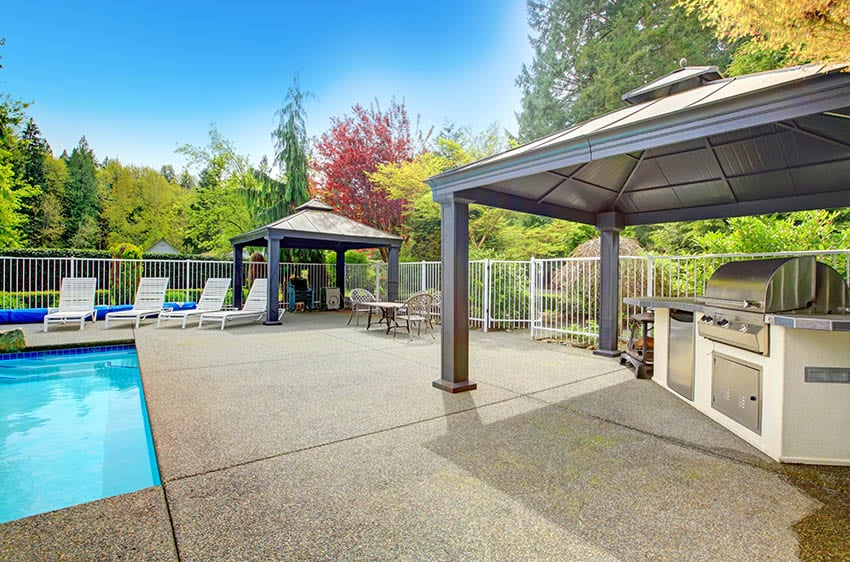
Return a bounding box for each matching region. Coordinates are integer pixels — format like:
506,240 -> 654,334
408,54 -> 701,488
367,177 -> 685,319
0,343 -> 136,361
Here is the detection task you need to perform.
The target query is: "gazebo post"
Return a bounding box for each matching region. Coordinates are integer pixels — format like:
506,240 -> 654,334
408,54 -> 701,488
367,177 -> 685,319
433,198 -> 476,393
335,249 -> 346,295
233,243 -> 245,309
387,246 -> 399,302
594,212 -> 624,357
264,235 -> 282,325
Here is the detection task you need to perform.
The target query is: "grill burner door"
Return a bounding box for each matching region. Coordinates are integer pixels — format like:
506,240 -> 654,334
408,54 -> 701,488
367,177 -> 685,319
712,353 -> 762,434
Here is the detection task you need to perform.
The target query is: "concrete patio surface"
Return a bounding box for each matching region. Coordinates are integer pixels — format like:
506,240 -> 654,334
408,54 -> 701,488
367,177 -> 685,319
1,311 -> 848,560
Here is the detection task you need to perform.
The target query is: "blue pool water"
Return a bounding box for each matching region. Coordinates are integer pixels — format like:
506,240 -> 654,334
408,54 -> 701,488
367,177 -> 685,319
0,346 -> 160,523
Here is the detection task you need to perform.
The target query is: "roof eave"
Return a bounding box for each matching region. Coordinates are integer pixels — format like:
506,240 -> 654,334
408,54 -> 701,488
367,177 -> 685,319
427,71 -> 850,203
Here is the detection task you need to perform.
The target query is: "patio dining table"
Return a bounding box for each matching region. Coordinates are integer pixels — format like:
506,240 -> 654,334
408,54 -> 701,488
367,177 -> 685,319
364,301 -> 405,334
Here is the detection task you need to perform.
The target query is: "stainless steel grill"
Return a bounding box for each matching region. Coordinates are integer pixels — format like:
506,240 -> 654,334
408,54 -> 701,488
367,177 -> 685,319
696,257 -> 849,355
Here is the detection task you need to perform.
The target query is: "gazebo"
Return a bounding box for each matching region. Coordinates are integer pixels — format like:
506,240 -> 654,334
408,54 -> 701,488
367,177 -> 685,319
426,63 -> 850,393
229,199 -> 403,324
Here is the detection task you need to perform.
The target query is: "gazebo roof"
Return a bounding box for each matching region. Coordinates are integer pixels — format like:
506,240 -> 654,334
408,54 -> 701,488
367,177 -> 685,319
426,63 -> 850,227
231,198 -> 403,250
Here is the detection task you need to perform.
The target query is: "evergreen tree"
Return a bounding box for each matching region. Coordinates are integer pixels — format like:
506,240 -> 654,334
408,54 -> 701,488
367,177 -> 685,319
516,0 -> 732,141
19,119 -> 51,244
268,77 -> 312,219
63,136 -> 101,248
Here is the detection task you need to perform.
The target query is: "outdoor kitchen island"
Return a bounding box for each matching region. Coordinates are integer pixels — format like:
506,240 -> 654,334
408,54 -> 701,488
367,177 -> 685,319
625,256 -> 850,466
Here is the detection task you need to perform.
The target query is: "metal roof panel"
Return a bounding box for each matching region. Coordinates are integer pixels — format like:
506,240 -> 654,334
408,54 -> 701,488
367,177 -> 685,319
791,159 -> 850,194
655,149 -> 720,184
543,180 -> 617,210
714,134 -> 788,176
625,159 -> 668,190
729,170 -> 796,200
673,180 -> 735,207
573,154 -> 635,190
623,188 -> 682,212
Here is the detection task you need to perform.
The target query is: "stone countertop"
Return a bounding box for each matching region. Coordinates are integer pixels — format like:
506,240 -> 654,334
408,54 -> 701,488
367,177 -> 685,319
623,296 -> 703,313
767,313 -> 850,332
625,297 -> 850,332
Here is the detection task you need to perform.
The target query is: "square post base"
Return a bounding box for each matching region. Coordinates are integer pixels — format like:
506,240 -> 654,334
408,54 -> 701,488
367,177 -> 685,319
432,379 -> 477,393
593,348 -> 621,358
263,320 -> 282,326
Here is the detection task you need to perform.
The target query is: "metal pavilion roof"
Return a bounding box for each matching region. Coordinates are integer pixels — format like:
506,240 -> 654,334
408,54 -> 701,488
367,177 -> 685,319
426,63 -> 850,227
231,198 -> 403,250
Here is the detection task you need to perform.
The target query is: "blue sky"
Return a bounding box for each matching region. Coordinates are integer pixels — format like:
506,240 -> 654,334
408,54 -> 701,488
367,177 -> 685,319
2,1 -> 532,173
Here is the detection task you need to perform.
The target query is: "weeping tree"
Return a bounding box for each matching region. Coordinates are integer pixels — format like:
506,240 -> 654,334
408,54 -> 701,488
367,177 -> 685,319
248,76 -> 312,224
265,77 -> 319,262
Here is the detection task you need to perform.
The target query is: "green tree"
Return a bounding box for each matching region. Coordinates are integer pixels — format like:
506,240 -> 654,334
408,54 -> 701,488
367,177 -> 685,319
680,0 -> 850,65
694,211 -> 847,254
32,155 -> 68,247
370,152 -> 448,260
178,126 -> 252,255
18,119 -> 52,244
63,136 -> 101,248
0,92 -> 36,247
516,0 -> 732,141
100,160 -> 188,250
267,77 -> 312,220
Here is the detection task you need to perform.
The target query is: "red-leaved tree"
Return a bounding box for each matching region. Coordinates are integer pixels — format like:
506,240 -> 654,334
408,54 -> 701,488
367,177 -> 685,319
313,99 -> 426,248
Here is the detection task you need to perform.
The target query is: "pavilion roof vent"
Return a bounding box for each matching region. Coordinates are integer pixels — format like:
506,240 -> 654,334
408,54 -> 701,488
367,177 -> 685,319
295,198 -> 334,212
622,63 -> 723,105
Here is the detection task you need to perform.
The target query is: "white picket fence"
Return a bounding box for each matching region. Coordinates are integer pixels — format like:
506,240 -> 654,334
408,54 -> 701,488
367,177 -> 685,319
3,251 -> 849,342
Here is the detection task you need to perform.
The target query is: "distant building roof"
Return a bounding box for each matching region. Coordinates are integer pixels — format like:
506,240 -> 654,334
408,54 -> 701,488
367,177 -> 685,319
145,239 -> 180,255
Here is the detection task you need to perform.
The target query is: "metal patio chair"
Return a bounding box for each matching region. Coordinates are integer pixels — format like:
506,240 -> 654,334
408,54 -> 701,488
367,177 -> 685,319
347,288 -> 376,326
392,291 -> 434,341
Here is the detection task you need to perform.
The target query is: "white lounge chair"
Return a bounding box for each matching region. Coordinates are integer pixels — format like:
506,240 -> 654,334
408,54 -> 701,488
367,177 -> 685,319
157,277 -> 232,328
43,277 -> 98,332
104,277 -> 170,329
198,278 -> 268,330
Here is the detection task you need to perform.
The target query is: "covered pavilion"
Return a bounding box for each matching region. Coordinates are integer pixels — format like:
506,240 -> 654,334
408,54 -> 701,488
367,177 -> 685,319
426,63 -> 850,393
230,199 -> 403,324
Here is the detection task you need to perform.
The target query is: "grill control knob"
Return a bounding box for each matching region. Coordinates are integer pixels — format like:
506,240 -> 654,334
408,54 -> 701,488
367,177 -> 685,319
738,324 -> 749,333
717,319 -> 730,327
702,316 -> 714,325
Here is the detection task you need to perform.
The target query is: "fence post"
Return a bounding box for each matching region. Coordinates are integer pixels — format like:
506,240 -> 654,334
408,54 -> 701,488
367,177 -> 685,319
646,254 -> 654,298
374,262 -> 380,299
421,261 -> 427,292
529,258 -> 536,340
70,256 -> 75,278
185,260 -> 191,302
483,258 -> 490,333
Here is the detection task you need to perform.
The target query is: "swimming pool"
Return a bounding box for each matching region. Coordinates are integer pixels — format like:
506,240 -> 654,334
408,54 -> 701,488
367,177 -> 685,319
0,345 -> 160,524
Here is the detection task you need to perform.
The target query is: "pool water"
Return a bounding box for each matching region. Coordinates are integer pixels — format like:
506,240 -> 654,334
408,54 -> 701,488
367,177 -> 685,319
0,346 -> 160,524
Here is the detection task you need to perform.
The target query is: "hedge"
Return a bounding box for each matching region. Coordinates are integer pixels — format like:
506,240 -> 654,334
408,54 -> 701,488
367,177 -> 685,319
0,248 -> 222,261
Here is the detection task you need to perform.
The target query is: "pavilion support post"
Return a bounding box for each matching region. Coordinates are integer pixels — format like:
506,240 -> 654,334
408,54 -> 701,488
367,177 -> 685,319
433,198 -> 476,393
264,236 -> 282,325
594,211 -> 624,357
335,249 -> 346,294
388,246 -> 400,302
233,243 -> 245,310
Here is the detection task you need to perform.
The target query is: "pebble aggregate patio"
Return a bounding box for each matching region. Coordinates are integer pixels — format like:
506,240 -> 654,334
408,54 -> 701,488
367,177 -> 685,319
1,311 -> 848,561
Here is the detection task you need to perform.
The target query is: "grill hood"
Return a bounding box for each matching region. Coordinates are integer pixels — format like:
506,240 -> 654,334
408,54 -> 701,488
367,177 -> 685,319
699,256 -> 848,314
